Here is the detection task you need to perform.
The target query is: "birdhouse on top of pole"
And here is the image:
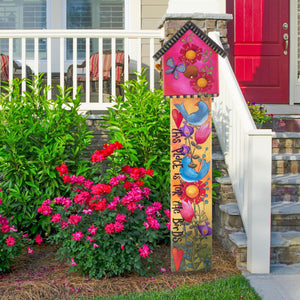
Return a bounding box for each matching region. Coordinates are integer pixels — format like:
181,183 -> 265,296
154,21 -> 227,273
154,21 -> 226,97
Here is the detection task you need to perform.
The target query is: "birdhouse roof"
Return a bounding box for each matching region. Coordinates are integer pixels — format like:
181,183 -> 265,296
153,21 -> 227,61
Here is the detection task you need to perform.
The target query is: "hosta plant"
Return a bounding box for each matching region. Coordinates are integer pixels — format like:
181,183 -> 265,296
42,142 -> 170,278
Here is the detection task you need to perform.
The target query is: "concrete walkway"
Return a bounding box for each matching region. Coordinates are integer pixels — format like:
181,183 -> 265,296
244,264 -> 300,300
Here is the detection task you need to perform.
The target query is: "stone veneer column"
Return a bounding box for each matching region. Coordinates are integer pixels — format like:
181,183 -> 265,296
158,13 -> 232,51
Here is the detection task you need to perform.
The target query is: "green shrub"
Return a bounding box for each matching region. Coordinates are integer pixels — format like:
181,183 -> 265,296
0,77 -> 93,235
45,142 -> 170,278
101,71 -> 170,210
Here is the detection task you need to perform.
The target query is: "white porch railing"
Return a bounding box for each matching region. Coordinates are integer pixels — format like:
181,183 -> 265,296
209,32 -> 273,273
0,29 -> 164,111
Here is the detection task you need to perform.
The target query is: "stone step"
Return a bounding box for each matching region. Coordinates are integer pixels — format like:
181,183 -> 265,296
229,231 -> 300,267
272,153 -> 300,175
213,150 -> 300,176
272,174 -> 300,202
272,132 -> 300,154
216,174 -> 300,203
219,202 -> 300,232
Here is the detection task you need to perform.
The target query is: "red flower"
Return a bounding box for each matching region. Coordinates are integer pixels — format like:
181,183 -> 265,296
89,198 -> 107,211
105,223 -> 115,234
68,214 -> 82,225
56,162 -> 69,176
123,181 -> 132,190
35,234 -> 43,245
5,236 -> 15,247
146,169 -> 154,177
91,184 -> 112,196
62,174 -> 70,183
91,141 -> 123,163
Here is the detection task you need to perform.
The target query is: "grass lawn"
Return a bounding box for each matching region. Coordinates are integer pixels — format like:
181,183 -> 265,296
78,275 -> 260,299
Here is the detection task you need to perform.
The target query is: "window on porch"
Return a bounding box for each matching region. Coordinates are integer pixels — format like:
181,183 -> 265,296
0,0 -> 125,61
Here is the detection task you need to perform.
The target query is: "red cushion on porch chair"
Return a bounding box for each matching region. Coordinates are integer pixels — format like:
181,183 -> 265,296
0,54 -> 9,81
89,52 -> 125,83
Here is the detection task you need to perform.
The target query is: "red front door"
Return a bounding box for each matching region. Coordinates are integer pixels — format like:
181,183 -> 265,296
227,0 -> 289,104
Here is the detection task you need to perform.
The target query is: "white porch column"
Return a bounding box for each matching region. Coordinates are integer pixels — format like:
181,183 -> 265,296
166,0 -> 226,14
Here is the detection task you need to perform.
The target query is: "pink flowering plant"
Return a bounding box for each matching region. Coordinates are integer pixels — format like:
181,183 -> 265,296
42,142 -> 170,278
0,188 -> 36,273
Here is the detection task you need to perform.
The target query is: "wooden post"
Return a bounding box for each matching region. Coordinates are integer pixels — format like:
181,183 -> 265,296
154,21 -> 227,272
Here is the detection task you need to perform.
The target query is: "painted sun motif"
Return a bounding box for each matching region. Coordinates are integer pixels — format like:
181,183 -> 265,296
179,43 -> 202,65
190,72 -> 214,93
179,181 -> 206,204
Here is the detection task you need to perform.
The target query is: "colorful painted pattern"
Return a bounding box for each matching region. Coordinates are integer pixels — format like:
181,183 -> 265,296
170,96 -> 212,272
162,29 -> 219,97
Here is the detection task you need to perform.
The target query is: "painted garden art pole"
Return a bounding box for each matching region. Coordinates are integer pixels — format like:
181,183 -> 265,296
154,21 -> 227,272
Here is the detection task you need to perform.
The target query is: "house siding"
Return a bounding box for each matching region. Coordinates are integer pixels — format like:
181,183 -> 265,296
140,0 -> 168,85
141,0 -> 169,30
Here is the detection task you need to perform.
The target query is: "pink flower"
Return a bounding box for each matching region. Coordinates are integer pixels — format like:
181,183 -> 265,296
54,196 -> 72,208
51,213 -> 61,223
116,174 -> 126,181
72,231 -> 83,241
107,199 -> 118,210
120,244 -> 125,250
5,236 -> 15,246
115,214 -> 126,222
87,224 -> 98,235
147,216 -> 160,230
70,258 -> 77,266
68,214 -> 82,225
35,234 -> 43,245
109,177 -> 119,186
164,209 -> 171,218
83,208 -> 93,215
28,247 -> 33,254
84,180 -> 94,189
93,243 -> 99,248
114,221 -> 124,233
127,202 -> 137,213
61,221 -> 69,229
166,221 -> 171,230
37,204 -> 53,215
195,122 -> 211,144
180,200 -> 195,222
152,202 -> 162,211
138,244 -> 150,258
86,236 -> 95,243
144,221 -> 150,230
74,191 -> 91,205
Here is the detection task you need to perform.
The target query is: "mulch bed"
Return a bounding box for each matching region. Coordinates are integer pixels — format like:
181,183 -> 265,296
0,239 -> 240,300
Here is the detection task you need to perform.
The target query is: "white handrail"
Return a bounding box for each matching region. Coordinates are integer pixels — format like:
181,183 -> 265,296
209,32 -> 273,274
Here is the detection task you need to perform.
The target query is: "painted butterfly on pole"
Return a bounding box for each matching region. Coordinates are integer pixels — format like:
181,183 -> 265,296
165,57 -> 186,79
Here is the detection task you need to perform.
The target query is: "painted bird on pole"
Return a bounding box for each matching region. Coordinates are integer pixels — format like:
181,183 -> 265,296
175,101 -> 209,126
